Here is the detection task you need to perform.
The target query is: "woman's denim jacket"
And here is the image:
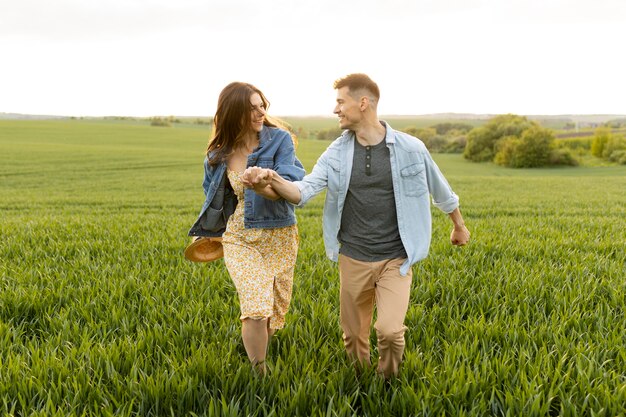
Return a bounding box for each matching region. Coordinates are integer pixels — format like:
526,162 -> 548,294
188,126 -> 305,237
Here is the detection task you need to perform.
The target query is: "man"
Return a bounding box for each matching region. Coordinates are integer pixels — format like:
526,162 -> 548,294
242,73 -> 470,378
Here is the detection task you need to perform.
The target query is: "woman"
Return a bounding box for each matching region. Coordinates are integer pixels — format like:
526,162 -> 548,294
188,82 -> 304,374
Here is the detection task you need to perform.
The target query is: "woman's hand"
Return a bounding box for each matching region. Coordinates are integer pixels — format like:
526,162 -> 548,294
241,167 -> 280,200
242,167 -> 274,189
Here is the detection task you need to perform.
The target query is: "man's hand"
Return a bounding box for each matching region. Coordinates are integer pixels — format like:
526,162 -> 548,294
242,167 -> 274,189
241,167 -> 281,200
450,224 -> 470,246
243,165 -> 302,204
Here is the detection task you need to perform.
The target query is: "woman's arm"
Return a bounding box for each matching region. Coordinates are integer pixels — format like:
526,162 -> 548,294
243,168 -> 302,204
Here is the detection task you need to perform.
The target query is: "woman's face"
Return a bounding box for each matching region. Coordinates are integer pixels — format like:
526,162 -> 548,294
249,93 -> 266,133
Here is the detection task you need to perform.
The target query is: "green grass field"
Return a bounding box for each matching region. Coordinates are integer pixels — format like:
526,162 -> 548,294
1,120 -> 625,416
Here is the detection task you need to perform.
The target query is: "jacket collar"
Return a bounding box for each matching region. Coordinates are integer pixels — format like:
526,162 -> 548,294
381,120 -> 396,144
258,125 -> 272,148
339,120 -> 395,144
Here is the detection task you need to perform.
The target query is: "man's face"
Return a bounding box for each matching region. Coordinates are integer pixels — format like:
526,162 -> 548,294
333,86 -> 362,130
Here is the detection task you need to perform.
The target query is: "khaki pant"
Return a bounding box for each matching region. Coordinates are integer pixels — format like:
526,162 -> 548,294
339,255 -> 413,378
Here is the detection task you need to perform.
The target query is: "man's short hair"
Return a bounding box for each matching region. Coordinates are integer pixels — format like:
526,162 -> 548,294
333,73 -> 380,101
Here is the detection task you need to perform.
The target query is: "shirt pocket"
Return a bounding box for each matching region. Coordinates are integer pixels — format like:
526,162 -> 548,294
400,162 -> 428,197
327,157 -> 342,195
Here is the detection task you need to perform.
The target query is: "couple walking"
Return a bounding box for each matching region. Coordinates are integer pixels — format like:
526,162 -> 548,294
187,73 -> 470,378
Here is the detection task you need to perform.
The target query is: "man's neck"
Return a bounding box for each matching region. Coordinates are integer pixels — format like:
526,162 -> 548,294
354,119 -> 386,146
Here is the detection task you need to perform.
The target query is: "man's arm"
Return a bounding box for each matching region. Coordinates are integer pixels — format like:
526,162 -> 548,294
448,207 -> 470,246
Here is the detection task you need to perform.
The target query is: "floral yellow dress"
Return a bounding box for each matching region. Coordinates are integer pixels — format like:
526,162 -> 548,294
221,170 -> 299,330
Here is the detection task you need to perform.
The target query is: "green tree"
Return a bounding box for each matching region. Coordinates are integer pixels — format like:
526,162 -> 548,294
464,114 -> 535,162
494,126 -> 554,168
514,126 -> 554,167
493,136 -> 520,167
431,122 -> 473,135
150,117 -> 171,127
316,128 -> 343,140
603,134 -> 626,160
415,127 -> 437,148
549,148 -> 579,166
591,127 -> 611,157
401,127 -> 441,151
442,135 -> 467,153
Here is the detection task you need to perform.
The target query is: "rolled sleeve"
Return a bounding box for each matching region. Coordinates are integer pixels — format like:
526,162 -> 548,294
424,152 -> 460,213
432,192 -> 459,213
294,181 -> 314,207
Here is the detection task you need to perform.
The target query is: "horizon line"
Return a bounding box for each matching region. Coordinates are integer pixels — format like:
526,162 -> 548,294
2,111 -> 626,119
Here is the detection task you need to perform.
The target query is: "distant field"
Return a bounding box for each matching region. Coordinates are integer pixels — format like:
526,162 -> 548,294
1,119 -> 625,416
282,116 -> 487,134
554,128 -> 626,138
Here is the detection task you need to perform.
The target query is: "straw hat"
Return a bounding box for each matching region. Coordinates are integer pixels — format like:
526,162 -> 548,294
184,236 -> 224,262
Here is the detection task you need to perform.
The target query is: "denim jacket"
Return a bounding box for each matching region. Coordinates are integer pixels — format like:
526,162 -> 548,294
188,126 -> 305,237
295,121 -> 459,275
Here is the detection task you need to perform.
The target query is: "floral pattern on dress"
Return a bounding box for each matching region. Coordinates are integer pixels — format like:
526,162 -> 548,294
221,170 -> 298,329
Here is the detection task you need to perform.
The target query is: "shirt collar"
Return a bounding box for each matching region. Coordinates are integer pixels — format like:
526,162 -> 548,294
341,120 -> 395,144
381,120 -> 396,144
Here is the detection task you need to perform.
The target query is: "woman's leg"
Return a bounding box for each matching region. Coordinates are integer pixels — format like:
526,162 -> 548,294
242,317 -> 269,374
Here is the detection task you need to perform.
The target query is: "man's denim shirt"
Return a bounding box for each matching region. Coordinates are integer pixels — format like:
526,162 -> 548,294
295,121 -> 459,276
189,126 -> 305,237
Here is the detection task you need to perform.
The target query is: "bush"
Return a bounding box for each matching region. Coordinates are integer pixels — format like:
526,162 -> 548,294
413,127 -> 437,146
493,136 -> 520,167
553,137 -> 592,151
315,128 -> 343,140
431,122 -> 474,135
602,134 -> 626,159
401,127 -> 445,152
194,118 -> 212,125
549,148 -> 579,166
150,117 -> 171,127
442,136 -> 467,154
425,136 -> 448,152
493,126 -> 554,168
608,149 -> 626,164
591,127 -> 611,157
464,114 -> 536,162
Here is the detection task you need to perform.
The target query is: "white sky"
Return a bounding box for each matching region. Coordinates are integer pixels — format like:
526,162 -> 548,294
1,0 -> 625,117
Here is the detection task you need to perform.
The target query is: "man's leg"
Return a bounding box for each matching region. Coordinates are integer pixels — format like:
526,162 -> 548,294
373,258 -> 412,378
339,255 -> 376,367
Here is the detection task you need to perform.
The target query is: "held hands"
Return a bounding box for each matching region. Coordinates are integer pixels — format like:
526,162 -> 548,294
241,167 -> 274,190
450,224 -> 470,246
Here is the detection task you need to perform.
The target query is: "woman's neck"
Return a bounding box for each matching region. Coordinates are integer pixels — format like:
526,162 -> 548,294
239,132 -> 259,153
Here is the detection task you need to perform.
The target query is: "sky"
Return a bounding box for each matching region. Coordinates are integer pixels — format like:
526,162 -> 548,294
1,0 -> 625,117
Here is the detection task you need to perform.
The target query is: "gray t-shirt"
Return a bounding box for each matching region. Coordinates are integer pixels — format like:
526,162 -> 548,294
338,138 -> 407,261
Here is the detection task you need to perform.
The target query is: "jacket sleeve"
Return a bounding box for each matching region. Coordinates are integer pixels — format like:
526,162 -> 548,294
423,150 -> 459,213
201,157 -> 213,197
294,147 -> 331,207
273,133 -> 306,182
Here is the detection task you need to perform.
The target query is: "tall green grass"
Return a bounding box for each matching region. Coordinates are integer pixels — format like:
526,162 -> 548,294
1,120 -> 625,416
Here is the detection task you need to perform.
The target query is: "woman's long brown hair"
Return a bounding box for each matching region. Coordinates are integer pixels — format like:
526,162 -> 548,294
206,82 -> 295,166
